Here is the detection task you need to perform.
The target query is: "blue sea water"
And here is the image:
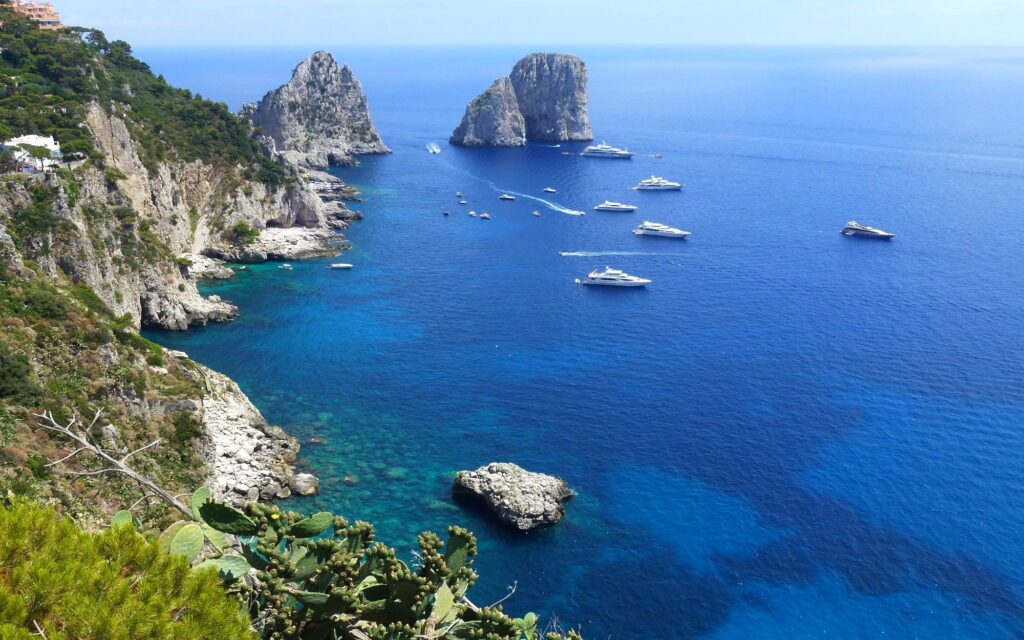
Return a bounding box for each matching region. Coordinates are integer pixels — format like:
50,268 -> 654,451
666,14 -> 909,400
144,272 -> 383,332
142,46 -> 1024,638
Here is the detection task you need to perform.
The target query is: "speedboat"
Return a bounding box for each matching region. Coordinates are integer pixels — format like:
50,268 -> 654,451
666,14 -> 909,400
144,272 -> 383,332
579,266 -> 650,287
532,210 -> 541,217
842,221 -> 894,239
633,221 -> 690,238
427,143 -> 441,154
330,263 -> 353,269
581,142 -> 634,159
480,213 -> 492,220
279,264 -> 293,270
458,200 -> 468,205
468,211 -> 477,217
561,151 -> 574,156
543,187 -> 557,193
633,176 -> 683,190
499,194 -> 515,201
593,200 -> 637,212
456,191 -> 463,197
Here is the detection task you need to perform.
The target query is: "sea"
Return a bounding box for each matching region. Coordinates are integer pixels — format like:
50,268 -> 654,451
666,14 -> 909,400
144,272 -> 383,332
142,46 -> 1024,639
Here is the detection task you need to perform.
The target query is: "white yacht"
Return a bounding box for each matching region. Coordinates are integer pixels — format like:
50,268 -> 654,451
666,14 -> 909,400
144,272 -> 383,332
842,221 -> 894,239
543,187 -> 557,193
455,191 -> 463,197
499,194 -> 516,201
579,266 -> 651,287
468,211 -> 477,217
427,143 -> 441,154
279,264 -> 293,270
633,176 -> 683,190
458,200 -> 468,205
532,210 -> 541,217
633,221 -> 691,238
581,142 -> 634,159
480,213 -> 492,220
594,200 -> 638,212
330,263 -> 353,270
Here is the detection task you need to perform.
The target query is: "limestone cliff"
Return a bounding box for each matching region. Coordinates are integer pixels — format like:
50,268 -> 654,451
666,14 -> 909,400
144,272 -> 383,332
450,53 -> 592,147
449,78 -> 526,147
246,52 -> 389,168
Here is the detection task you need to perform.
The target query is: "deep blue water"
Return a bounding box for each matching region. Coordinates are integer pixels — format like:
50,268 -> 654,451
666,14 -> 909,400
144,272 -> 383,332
143,47 -> 1024,638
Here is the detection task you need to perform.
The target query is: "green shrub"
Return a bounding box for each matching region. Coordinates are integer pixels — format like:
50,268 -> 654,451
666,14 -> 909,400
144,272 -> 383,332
226,222 -> 260,246
170,412 -> 202,447
22,282 -> 68,320
0,498 -> 256,639
0,341 -> 40,404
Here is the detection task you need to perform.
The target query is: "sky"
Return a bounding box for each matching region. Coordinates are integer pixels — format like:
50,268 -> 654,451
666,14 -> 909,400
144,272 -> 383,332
56,0 -> 1024,48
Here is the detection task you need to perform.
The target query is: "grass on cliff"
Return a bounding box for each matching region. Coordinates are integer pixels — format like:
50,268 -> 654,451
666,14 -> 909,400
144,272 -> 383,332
0,498 -> 255,640
0,5 -> 289,187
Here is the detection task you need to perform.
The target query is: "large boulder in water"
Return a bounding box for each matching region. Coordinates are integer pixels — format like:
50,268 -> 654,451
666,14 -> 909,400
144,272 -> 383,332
452,462 -> 574,531
450,53 -> 592,147
246,51 -> 389,168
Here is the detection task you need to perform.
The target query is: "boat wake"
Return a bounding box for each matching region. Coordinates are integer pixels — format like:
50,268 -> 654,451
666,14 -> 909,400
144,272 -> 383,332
488,184 -> 585,216
559,251 -> 685,257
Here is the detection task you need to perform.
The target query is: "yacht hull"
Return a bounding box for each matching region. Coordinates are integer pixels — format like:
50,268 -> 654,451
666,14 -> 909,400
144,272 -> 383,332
635,185 -> 681,190
634,230 -> 689,238
842,229 -> 894,239
582,279 -> 648,286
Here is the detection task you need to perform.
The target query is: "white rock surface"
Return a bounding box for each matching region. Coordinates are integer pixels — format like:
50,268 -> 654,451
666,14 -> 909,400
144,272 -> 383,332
247,52 -> 389,168
453,462 -> 574,531
449,77 -> 526,147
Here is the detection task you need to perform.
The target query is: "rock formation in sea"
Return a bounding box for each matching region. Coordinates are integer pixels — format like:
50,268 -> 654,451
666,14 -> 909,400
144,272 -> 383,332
449,77 -> 527,147
245,51 -> 389,168
450,53 -> 592,147
452,462 -> 574,531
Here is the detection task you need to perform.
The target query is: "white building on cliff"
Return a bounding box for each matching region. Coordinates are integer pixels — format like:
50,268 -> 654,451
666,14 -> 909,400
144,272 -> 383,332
1,134 -> 63,172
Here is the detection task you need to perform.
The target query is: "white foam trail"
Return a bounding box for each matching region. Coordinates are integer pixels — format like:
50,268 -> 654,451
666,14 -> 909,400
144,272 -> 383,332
488,183 -> 585,216
559,251 -> 685,257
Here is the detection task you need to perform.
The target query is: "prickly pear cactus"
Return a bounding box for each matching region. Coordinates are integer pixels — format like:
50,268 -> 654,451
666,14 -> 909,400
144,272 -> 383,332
193,499 -> 583,640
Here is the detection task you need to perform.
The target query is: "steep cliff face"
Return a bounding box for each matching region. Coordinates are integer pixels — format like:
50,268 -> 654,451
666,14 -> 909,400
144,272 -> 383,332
449,78 -> 527,147
450,53 -> 592,147
0,102 -> 342,331
510,53 -> 592,142
247,52 -> 389,168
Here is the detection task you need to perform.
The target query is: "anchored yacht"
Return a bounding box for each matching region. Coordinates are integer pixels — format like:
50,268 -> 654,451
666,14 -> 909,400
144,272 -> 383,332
330,263 -> 353,270
634,221 -> 691,238
594,200 -> 638,212
579,266 -> 650,287
499,194 -> 516,201
634,176 -> 683,190
532,210 -> 541,217
480,213 -> 492,220
544,187 -> 557,193
842,221 -> 894,239
581,142 -> 634,159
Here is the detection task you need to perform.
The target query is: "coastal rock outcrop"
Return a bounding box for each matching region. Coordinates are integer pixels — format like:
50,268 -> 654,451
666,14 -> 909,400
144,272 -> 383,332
450,53 -> 592,147
449,78 -> 526,147
246,52 -> 389,168
452,462 -> 574,531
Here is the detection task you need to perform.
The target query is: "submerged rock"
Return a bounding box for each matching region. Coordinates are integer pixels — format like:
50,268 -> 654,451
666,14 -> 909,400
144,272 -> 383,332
289,473 -> 320,496
449,77 -> 526,147
452,462 -> 574,531
247,51 -> 389,168
450,53 -> 592,147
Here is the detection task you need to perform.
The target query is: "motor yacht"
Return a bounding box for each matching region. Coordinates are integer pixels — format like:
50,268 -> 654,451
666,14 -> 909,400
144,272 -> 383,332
427,143 -> 441,154
455,191 -> 463,197
581,142 -> 634,159
330,263 -> 353,270
633,221 -> 691,238
842,221 -> 894,239
544,187 -> 557,193
579,266 -> 650,287
634,176 -> 683,190
279,264 -> 293,270
532,210 -> 541,217
594,200 -> 638,212
480,213 -> 492,220
458,200 -> 468,205
468,211 -> 477,217
499,194 -> 516,201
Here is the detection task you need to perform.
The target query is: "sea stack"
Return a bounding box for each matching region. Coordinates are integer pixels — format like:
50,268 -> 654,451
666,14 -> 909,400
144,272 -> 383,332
246,51 -> 389,168
452,462 -> 574,531
450,53 -> 592,147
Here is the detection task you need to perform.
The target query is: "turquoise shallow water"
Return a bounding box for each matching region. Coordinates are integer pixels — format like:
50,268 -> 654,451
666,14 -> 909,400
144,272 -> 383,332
144,47 -> 1024,638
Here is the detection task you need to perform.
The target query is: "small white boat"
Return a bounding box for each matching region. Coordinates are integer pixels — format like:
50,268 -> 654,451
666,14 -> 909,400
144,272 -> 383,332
543,187 -> 557,193
499,194 -> 515,201
532,210 -> 541,217
468,211 -> 477,217
594,200 -> 638,212
456,191 -> 463,197
480,213 -> 492,220
279,264 -> 293,270
238,266 -> 247,271
579,266 -> 650,287
842,220 -> 894,239
562,151 -> 574,156
634,221 -> 691,238
458,200 -> 468,205
563,209 -> 586,216
330,263 -> 353,270
427,143 -> 441,154
633,176 -> 683,191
